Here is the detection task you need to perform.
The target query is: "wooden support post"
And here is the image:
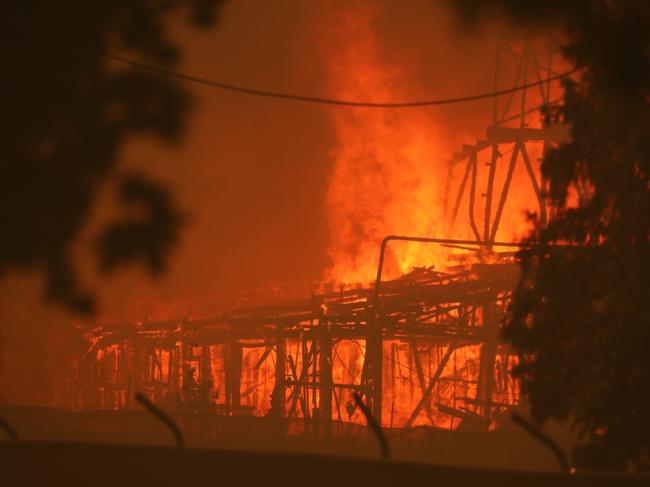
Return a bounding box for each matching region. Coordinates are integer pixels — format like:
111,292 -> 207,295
181,337 -> 192,410
468,151 -> 482,241
477,302 -> 499,429
224,343 -> 230,415
154,348 -> 162,404
230,340 -> 242,415
272,324 -> 286,418
170,346 -> 179,409
312,337 -> 318,417
224,338 -> 242,416
301,334 -> 311,419
367,321 -> 383,427
319,316 -> 333,429
483,145 -> 499,246
132,339 -> 142,404
119,344 -> 128,409
200,345 -> 212,411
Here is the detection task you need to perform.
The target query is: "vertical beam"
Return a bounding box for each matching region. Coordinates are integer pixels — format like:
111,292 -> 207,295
224,343 -> 230,415
312,337 -> 318,417
468,150 -> 482,242
85,353 -> 98,410
132,339 -> 142,404
272,323 -> 286,418
200,345 -> 212,411
390,343 -> 397,390
154,348 -> 162,404
230,340 -> 242,414
367,238 -> 387,426
169,346 -> 179,409
181,337 -> 192,410
301,333 -> 311,418
119,344 -> 128,409
483,146 -> 500,246
477,302 -> 499,429
224,337 -> 242,416
319,316 -> 333,431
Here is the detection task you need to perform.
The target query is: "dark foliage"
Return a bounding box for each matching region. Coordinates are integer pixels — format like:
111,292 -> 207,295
0,1 -> 224,313
452,0 -> 650,470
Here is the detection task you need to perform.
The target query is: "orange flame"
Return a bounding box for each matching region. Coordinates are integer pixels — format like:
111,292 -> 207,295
323,3 -> 452,283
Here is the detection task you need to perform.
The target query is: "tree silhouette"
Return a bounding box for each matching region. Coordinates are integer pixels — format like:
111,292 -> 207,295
453,1 -> 650,470
2,1 -> 224,314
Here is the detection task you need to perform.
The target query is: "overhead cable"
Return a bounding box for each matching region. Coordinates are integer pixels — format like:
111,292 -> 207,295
106,53 -> 579,109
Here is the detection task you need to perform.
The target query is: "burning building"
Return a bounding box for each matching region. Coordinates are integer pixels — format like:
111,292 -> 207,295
75,8 -> 569,436
80,253 -> 519,430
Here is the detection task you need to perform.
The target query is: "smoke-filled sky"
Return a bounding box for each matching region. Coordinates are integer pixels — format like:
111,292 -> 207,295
1,0 -> 543,405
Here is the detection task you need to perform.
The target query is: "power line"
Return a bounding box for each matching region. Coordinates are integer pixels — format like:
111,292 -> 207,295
106,53 -> 578,109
